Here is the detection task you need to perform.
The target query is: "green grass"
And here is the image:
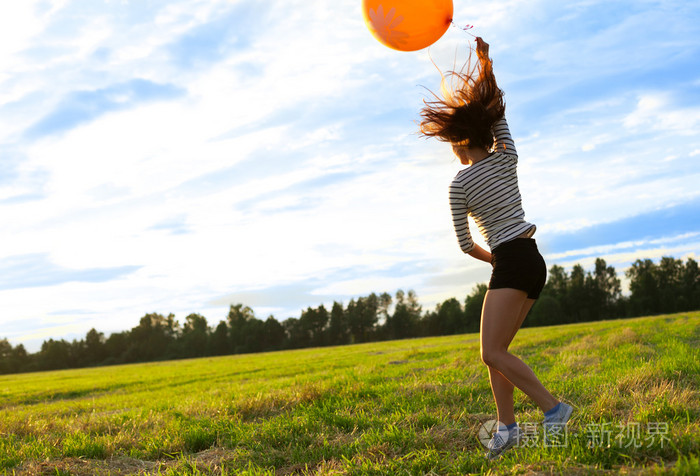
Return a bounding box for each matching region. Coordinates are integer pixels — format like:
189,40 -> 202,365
1,312 -> 698,475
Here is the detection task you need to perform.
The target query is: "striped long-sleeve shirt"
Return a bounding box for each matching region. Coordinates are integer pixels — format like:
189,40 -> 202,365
449,116 -> 535,253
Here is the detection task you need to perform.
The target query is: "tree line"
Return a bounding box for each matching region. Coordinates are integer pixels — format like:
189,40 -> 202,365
1,255 -> 698,374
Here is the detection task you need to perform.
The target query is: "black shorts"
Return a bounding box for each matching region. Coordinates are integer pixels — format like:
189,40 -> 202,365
489,238 -> 547,299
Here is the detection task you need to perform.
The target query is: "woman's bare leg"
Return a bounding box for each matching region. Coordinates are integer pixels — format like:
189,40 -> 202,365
480,288 -> 558,415
487,297 -> 536,424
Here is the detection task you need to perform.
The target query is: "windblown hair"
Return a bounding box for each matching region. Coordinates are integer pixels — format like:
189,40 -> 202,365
419,49 -> 505,150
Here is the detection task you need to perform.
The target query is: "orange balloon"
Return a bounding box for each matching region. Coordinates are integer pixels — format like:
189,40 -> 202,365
362,0 -> 453,52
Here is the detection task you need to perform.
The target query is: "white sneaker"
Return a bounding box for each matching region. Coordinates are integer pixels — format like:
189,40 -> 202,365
543,402 -> 573,446
486,425 -> 520,460
543,402 -> 573,425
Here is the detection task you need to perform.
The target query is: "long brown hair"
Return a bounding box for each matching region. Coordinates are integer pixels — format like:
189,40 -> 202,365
419,48 -> 505,149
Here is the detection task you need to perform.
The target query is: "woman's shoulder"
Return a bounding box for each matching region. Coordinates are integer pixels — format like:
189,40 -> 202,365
488,150 -> 518,165
450,170 -> 468,191
457,153 -> 513,175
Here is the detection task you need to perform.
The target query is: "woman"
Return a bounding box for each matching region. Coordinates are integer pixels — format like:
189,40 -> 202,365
419,38 -> 573,459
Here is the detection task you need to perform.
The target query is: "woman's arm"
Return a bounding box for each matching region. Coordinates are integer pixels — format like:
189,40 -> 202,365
468,243 -> 492,264
475,37 -> 494,81
475,38 -> 517,157
475,37 -> 501,110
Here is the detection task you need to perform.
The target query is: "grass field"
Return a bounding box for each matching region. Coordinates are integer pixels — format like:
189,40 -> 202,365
1,312 -> 699,475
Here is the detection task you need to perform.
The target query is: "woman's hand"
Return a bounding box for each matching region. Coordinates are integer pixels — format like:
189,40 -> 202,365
475,37 -> 490,62
468,243 -> 493,265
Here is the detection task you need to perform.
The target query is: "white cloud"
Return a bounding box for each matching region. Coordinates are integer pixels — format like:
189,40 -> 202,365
624,92 -> 700,133
548,232 -> 700,262
0,1 -> 60,69
551,243 -> 700,283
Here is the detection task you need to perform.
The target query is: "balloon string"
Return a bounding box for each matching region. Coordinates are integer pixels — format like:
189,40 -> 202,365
451,20 -> 476,37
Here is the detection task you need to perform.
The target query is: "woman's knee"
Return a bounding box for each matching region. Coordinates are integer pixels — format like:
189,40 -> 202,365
481,347 -> 506,368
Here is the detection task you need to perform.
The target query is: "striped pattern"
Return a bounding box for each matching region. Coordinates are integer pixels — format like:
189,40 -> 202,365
449,116 -> 535,253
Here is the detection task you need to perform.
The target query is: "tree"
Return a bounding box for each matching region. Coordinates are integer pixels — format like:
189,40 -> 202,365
427,297 -> 463,336
210,321 -> 229,356
627,259 -> 660,316
386,290 -> 421,339
464,284 -> 487,331
545,265 -> 568,303
126,313 -> 180,362
38,339 -> 73,370
657,257 -> 683,313
681,258 -> 700,311
377,293 -> 392,328
346,294 -> 379,343
242,318 -> 266,354
282,317 -> 306,348
0,340 -> 31,374
588,258 -> 622,320
443,297 -> 466,334
327,301 -> 349,345
532,264 -> 568,326
181,313 -> 209,358
567,264 -> 589,322
299,305 -> 329,347
11,344 -> 30,373
228,304 -> 257,353
104,331 -> 129,364
0,339 -> 13,374
262,316 -> 285,351
84,328 -> 107,364
527,295 -> 563,327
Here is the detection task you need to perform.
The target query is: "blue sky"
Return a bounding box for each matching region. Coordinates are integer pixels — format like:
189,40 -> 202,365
1,0 -> 699,352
